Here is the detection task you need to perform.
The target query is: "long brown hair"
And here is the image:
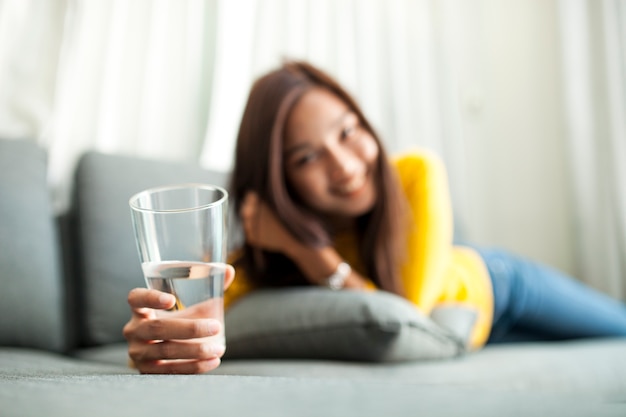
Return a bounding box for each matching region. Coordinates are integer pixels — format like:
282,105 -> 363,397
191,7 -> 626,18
230,60 -> 407,295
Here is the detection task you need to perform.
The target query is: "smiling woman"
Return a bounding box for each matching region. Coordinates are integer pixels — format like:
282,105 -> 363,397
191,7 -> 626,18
226,60 -> 626,350
123,60 -> 626,374
230,61 -> 407,297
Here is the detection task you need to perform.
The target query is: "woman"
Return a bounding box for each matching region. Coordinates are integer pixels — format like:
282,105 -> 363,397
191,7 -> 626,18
124,60 -> 626,374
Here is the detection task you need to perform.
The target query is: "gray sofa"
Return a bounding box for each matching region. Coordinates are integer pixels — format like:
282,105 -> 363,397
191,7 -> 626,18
1,138 -> 625,417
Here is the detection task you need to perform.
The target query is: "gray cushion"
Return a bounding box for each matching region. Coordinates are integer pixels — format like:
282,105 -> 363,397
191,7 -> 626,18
224,288 -> 465,361
73,152 -> 230,346
0,139 -> 66,352
6,345 -> 623,417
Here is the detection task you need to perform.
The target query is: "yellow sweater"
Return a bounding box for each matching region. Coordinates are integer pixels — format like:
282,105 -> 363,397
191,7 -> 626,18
393,151 -> 493,348
225,150 -> 494,349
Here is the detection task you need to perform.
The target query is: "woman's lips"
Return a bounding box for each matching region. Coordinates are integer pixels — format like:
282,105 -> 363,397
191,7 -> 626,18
334,175 -> 367,196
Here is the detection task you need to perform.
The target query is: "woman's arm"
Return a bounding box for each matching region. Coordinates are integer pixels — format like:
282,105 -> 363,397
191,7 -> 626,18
284,243 -> 369,290
394,151 -> 454,313
239,192 -> 370,290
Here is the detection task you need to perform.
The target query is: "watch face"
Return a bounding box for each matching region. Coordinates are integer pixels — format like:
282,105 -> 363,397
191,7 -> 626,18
326,262 -> 351,290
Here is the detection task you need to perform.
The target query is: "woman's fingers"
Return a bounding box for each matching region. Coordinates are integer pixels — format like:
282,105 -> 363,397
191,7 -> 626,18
128,338 -> 225,362
128,287 -> 176,312
240,191 -> 290,252
224,264 -> 235,289
241,191 -> 271,246
240,191 -> 258,220
242,191 -> 258,208
125,264 -> 233,375
125,315 -> 226,375
136,357 -> 222,375
240,192 -> 257,238
128,317 -> 222,341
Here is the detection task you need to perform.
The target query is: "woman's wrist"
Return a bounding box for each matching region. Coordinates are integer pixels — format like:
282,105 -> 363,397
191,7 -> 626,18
285,244 -> 338,284
285,244 -> 366,289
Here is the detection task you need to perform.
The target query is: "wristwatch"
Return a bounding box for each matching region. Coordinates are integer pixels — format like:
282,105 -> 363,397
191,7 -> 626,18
325,262 -> 351,290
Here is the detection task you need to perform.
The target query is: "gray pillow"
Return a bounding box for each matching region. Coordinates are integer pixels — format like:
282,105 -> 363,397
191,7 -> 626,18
0,139 -> 66,352
224,288 -> 465,362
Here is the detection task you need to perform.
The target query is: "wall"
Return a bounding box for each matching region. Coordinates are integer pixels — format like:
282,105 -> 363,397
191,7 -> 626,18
455,0 -> 577,276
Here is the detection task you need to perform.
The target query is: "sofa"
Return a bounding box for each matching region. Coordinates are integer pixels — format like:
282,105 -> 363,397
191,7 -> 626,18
1,138 -> 625,417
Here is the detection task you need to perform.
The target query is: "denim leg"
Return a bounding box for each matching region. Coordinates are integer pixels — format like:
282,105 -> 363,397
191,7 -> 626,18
474,247 -> 626,343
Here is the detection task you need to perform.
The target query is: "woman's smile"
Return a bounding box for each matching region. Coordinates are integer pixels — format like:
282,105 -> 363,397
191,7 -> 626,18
332,173 -> 368,197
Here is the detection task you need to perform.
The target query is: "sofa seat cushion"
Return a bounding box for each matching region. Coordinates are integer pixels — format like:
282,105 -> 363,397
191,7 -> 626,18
73,339 -> 626,404
217,338 -> 626,397
5,345 -> 622,417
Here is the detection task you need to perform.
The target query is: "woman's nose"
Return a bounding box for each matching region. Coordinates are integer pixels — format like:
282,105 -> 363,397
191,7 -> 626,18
328,146 -> 358,181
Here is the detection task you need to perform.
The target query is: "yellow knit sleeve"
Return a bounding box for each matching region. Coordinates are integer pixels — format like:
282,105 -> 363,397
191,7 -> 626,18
394,150 -> 454,314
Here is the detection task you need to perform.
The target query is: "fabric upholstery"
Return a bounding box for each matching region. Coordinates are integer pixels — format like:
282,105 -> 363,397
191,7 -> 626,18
3,348 -> 619,417
224,288 -> 464,361
6,340 -> 625,416
74,339 -> 626,396
0,139 -> 66,352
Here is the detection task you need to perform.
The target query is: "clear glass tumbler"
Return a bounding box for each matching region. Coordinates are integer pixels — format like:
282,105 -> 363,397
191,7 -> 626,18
129,183 -> 228,348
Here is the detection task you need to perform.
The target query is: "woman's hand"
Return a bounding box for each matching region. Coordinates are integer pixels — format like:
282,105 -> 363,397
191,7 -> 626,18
240,191 -> 298,254
239,191 -> 370,290
123,265 -> 235,374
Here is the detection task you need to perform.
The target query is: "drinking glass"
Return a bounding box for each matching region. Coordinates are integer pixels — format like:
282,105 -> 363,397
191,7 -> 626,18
129,183 -> 228,347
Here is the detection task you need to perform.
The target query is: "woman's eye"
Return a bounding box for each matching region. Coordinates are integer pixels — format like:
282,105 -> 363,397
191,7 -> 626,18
341,123 -> 361,141
295,153 -> 317,166
341,126 -> 355,140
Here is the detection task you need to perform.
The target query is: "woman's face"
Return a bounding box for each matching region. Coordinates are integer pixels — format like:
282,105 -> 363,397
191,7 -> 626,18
283,88 -> 379,220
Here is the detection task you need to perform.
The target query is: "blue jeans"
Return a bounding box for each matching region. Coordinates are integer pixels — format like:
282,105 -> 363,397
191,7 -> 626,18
473,247 -> 626,343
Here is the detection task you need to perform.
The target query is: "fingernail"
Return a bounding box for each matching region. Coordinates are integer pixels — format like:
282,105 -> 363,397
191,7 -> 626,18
206,320 -> 222,335
159,293 -> 172,306
212,344 -> 226,357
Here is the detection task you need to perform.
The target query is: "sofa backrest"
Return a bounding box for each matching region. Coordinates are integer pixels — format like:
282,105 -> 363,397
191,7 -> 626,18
0,139 -> 67,352
0,139 -> 234,352
69,151 -> 232,347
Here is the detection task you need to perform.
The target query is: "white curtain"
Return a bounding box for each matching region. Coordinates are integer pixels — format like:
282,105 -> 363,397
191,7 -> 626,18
4,0 -> 623,298
0,0 -> 65,140
559,0 -> 626,299
201,0 -> 460,170
0,0 -> 219,211
0,0 -> 464,215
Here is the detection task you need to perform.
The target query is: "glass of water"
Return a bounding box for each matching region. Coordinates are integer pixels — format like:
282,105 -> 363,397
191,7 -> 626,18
129,183 -> 228,348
